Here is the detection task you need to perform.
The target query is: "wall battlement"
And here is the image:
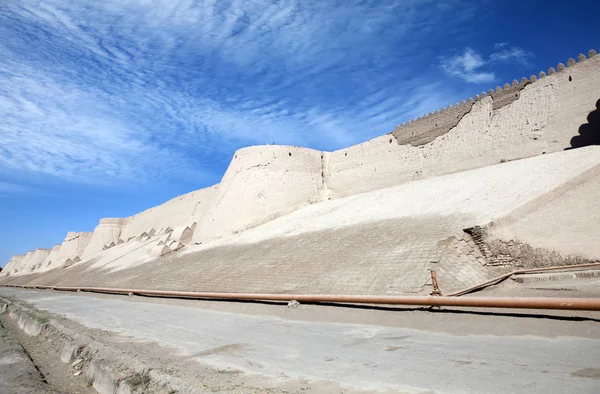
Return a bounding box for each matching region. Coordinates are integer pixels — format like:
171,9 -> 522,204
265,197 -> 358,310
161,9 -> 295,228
393,50 -> 598,146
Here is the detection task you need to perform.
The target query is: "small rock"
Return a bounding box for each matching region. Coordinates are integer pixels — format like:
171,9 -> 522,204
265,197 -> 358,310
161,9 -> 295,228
71,358 -> 83,367
287,300 -> 300,309
74,371 -> 82,376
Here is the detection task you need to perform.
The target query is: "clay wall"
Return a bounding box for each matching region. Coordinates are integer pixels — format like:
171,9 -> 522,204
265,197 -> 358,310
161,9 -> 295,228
11,249 -> 51,273
27,249 -> 51,272
392,100 -> 475,146
1,255 -> 25,276
40,244 -> 62,272
327,52 -> 600,198
194,145 -> 324,241
82,219 -> 128,258
55,231 -> 93,264
13,251 -> 35,274
118,185 -> 219,241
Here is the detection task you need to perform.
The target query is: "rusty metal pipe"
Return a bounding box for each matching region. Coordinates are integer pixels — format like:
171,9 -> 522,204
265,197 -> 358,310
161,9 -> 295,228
1,284 -> 600,311
446,262 -> 600,297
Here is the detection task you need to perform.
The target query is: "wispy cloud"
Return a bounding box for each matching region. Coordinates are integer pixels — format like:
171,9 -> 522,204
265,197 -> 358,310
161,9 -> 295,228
490,45 -> 534,66
440,48 -> 496,83
0,0 -> 478,188
441,44 -> 533,83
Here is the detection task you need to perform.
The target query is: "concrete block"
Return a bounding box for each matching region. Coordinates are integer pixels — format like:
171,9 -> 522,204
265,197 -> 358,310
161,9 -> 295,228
61,342 -> 80,363
86,361 -> 118,394
17,313 -> 45,336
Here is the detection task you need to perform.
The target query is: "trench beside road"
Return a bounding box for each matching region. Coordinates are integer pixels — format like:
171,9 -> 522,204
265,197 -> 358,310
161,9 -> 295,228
0,319 -> 57,393
2,287 -> 600,393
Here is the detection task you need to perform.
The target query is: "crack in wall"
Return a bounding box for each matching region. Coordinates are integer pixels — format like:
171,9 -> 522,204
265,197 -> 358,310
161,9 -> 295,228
319,152 -> 331,201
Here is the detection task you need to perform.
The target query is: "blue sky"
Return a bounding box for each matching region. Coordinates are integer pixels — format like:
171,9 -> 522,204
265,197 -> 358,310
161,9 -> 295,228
1,0 -> 598,266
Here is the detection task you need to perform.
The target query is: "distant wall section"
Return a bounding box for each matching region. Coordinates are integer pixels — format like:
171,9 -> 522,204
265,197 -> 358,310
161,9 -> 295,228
1,255 -> 25,276
40,244 -> 62,271
10,249 -> 52,274
14,251 -> 35,274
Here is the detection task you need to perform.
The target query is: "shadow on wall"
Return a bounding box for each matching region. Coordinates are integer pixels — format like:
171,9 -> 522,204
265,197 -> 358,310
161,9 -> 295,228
567,99 -> 600,149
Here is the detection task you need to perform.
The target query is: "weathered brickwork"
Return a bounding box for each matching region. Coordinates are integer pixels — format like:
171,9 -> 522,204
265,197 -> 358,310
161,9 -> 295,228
391,51 -> 596,148
391,101 -> 474,146
465,225 -> 597,269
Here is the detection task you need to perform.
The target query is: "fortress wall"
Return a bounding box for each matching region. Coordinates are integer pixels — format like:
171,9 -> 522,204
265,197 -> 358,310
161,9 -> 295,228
40,244 -> 62,272
27,249 -> 52,272
327,53 -> 600,198
118,185 -> 219,241
1,255 -> 25,276
3,52 -> 599,274
56,232 -> 93,264
13,249 -> 52,274
8,147 -> 598,293
14,251 -> 35,274
538,54 -> 600,149
194,145 -> 324,241
82,219 -> 128,258
76,232 -> 93,256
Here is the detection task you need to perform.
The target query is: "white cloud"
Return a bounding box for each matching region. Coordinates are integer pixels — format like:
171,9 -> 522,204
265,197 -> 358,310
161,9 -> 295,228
490,46 -> 533,66
0,0 -> 476,187
440,48 -> 496,83
441,44 -> 533,83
